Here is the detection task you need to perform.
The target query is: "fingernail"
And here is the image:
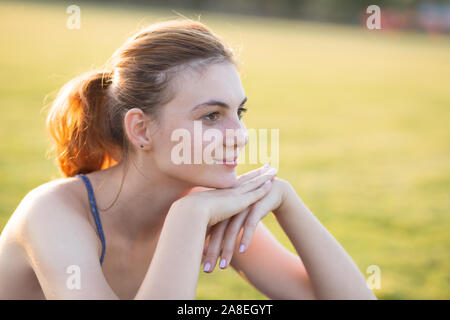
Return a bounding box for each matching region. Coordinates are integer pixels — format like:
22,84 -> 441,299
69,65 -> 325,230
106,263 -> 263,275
265,180 -> 271,185
263,164 -> 270,168
219,258 -> 226,269
239,244 -> 246,253
203,262 -> 211,272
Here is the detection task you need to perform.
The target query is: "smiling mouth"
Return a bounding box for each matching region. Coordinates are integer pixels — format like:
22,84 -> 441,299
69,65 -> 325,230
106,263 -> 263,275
213,157 -> 238,165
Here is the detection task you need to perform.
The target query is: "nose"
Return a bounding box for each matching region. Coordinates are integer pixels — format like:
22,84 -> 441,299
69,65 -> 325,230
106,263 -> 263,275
223,120 -> 248,152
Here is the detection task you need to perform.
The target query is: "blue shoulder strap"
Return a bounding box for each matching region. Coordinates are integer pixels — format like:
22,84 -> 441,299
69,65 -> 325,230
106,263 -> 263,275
76,173 -> 106,265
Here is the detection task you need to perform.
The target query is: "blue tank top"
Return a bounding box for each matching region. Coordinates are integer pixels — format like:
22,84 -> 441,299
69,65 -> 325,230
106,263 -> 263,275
76,173 -> 106,265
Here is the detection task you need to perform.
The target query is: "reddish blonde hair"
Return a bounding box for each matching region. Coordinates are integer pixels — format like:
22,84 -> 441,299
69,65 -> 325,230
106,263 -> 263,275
45,19 -> 238,178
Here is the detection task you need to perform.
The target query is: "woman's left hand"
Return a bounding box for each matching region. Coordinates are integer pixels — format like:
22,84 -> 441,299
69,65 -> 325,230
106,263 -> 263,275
201,174 -> 290,273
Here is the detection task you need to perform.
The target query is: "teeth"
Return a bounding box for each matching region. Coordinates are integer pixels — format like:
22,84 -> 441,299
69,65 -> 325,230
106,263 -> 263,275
214,159 -> 236,165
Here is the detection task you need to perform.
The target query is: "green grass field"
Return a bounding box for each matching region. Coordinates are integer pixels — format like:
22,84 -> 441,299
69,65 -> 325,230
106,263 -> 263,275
1,1 -> 449,299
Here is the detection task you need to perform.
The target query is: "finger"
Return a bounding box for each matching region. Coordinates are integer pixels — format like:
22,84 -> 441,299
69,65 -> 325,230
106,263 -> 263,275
206,224 -> 213,237
190,186 -> 216,194
238,167 -> 277,194
240,178 -> 273,209
219,207 -> 251,269
235,164 -> 271,187
239,200 -> 269,253
202,226 -> 213,258
203,219 -> 230,273
203,223 -> 218,257
203,232 -> 211,256
204,177 -> 273,229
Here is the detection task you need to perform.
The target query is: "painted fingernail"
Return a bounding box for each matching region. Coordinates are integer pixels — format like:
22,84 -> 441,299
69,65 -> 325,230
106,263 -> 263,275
263,164 -> 270,168
265,180 -> 271,185
219,258 -> 226,269
239,244 -> 246,253
203,262 -> 211,272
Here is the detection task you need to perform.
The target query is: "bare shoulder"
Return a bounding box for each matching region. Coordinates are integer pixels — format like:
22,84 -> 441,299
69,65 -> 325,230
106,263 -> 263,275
3,176 -> 93,248
0,177 -> 101,299
23,176 -> 86,211
0,177 -> 116,299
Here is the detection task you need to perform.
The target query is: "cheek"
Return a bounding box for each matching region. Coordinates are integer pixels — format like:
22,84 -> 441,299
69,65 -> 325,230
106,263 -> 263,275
152,127 -> 238,188
194,139 -> 238,188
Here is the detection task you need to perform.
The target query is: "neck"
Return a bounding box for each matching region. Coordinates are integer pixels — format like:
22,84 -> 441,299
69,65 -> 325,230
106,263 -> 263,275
88,156 -> 193,241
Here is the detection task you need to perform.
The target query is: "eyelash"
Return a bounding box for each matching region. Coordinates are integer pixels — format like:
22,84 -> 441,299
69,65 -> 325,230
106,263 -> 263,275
203,107 -> 248,122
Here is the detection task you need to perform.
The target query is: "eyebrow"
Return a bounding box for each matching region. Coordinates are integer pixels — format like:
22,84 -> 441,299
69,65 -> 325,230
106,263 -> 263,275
192,96 -> 247,112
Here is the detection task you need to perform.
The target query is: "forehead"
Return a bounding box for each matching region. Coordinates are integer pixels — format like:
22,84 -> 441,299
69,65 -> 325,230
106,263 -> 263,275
166,61 -> 246,114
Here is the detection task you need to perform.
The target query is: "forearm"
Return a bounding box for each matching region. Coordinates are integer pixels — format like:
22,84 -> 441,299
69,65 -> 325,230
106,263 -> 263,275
134,201 -> 208,299
274,184 -> 376,300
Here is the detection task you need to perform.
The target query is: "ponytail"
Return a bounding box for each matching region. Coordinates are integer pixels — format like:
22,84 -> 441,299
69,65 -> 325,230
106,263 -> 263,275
45,70 -> 119,177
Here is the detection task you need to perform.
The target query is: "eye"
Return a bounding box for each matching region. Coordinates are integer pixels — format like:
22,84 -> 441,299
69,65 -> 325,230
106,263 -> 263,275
238,107 -> 247,120
203,111 -> 220,122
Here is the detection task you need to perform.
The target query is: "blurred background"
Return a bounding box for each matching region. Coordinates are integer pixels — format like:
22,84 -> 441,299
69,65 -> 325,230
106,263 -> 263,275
0,0 -> 449,299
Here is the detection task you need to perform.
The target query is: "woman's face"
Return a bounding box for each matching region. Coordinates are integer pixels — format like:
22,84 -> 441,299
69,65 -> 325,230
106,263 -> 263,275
149,61 -> 248,189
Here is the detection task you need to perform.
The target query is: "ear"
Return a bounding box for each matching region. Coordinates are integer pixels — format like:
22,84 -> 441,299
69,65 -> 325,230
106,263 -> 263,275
123,108 -> 153,151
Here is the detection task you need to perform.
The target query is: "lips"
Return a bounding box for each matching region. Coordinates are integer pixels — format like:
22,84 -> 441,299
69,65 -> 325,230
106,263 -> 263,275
213,156 -> 238,165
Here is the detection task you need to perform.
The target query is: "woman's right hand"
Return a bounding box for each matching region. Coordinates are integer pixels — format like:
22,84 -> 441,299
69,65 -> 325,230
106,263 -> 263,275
174,166 -> 277,229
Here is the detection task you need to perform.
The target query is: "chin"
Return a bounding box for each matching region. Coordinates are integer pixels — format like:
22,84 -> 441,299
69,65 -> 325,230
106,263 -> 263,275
207,178 -> 236,189
165,163 -> 238,189
192,164 -> 238,189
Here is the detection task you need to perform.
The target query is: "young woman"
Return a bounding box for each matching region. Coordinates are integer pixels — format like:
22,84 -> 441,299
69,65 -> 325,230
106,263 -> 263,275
0,19 -> 376,300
